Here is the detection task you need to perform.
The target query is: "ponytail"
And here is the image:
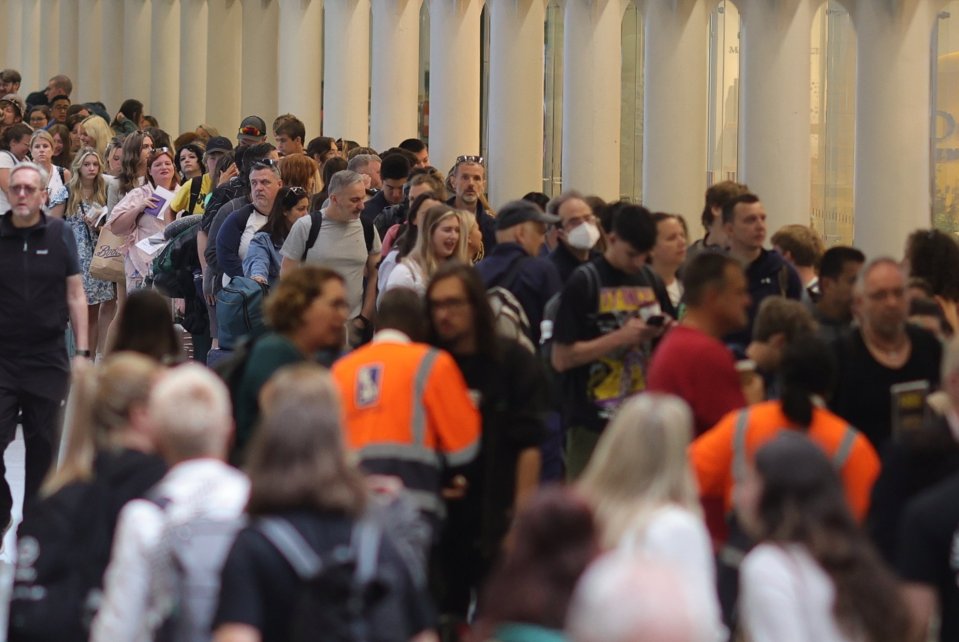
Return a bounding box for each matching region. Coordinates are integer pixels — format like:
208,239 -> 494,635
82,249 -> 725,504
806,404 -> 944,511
780,382 -> 814,429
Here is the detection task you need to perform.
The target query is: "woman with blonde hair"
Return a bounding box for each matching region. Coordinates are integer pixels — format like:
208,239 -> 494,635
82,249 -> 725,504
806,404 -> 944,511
29,129 -> 71,216
63,147 -> 116,357
77,114 -> 113,159
9,354 -> 167,642
384,204 -> 468,296
578,393 -> 726,642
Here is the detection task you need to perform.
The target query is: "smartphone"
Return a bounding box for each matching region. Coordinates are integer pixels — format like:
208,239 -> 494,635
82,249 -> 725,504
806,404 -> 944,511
646,314 -> 666,327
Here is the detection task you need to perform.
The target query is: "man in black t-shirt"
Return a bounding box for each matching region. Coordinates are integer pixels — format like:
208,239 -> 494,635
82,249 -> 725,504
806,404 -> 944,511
897,472 -> 959,642
830,258 -> 941,450
552,202 -> 669,479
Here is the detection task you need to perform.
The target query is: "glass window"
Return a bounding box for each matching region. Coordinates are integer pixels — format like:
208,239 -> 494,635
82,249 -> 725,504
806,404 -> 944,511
934,3 -> 959,233
480,6 -> 491,161
707,0 -> 740,186
810,1 -> 856,245
620,1 -> 643,202
543,0 -> 564,197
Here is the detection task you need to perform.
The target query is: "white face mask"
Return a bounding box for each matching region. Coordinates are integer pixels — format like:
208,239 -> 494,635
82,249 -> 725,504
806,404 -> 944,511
566,222 -> 600,251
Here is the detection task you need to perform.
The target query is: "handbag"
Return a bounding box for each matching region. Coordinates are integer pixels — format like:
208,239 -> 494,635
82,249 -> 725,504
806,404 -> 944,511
89,226 -> 126,283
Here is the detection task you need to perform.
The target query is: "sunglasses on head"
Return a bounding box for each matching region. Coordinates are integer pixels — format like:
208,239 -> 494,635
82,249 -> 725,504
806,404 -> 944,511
239,126 -> 264,137
251,158 -> 278,170
455,155 -> 484,166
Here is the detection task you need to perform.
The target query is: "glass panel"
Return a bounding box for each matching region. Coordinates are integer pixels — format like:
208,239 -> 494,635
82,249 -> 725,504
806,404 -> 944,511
480,6 -> 491,161
706,0 -> 740,186
934,3 -> 959,233
810,1 -> 856,245
620,1 -> 643,202
418,2 -> 430,143
543,0 -> 564,197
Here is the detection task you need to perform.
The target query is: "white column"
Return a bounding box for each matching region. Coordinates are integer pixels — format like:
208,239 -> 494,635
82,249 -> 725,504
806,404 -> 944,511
240,0 -> 279,126
278,0 -> 324,140
324,0 -> 371,144
370,0 -> 422,151
487,0 -> 546,207
58,0 -> 80,94
5,1 -> 23,80
561,0 -> 629,199
122,0 -> 152,106
642,0 -> 710,220
737,0 -> 820,233
20,0 -> 42,93
100,0 -> 125,116
849,0 -> 946,256
40,0 -> 62,83
428,0 -> 484,173
151,0 -> 181,134
206,0 -> 243,135
179,0 -> 209,133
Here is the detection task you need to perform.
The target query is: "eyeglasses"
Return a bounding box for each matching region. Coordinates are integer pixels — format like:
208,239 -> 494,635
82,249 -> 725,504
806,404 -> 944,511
455,155 -> 484,166
9,184 -> 39,196
238,126 -> 264,137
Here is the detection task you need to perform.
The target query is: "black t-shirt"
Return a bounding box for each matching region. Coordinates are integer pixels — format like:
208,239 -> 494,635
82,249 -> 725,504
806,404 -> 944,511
213,510 -> 434,642
552,256 -> 666,432
450,340 -> 548,558
897,472 -> 959,641
830,325 -> 942,449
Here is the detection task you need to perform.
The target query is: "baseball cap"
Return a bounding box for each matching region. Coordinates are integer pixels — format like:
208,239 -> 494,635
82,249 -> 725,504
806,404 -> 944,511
205,136 -> 233,154
495,199 -> 560,231
237,115 -> 266,141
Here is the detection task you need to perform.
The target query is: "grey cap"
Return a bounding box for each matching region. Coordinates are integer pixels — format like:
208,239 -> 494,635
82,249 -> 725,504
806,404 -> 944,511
495,199 -> 560,230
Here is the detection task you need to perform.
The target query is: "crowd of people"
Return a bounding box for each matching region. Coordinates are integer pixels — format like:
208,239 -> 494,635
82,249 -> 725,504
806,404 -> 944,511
0,69 -> 958,642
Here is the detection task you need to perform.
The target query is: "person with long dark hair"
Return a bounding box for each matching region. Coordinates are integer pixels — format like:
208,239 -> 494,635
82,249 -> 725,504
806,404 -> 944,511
108,289 -> 183,364
735,432 -> 910,642
243,186 -> 310,288
110,99 -> 144,136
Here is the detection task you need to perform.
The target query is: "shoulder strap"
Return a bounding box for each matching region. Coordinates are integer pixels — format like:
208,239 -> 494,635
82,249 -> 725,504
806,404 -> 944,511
187,176 -> 203,213
583,261 -> 602,305
57,166 -> 65,183
491,255 -> 530,290
778,265 -> 789,297
832,426 -> 857,469
256,517 -> 323,579
302,211 -> 324,262
732,409 -> 751,484
361,218 -> 374,253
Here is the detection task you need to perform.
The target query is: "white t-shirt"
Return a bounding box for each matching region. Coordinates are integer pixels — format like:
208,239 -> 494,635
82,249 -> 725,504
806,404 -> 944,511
619,505 -> 727,642
238,211 -> 268,260
666,279 -> 683,309
281,211 -> 381,318
0,150 -> 16,213
385,259 -> 426,297
740,543 -> 859,642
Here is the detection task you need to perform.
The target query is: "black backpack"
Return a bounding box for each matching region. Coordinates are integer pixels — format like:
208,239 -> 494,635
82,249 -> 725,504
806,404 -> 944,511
255,516 -> 389,642
151,216 -> 202,298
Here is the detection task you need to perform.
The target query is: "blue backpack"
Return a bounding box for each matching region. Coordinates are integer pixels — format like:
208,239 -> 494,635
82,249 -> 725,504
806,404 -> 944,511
215,276 -> 268,350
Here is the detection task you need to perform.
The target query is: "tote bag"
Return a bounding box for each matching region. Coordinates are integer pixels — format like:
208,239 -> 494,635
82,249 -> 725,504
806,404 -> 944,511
89,226 -> 126,283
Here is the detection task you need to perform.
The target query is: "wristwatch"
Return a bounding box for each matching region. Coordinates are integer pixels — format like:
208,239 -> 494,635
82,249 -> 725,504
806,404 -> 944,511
75,349 -> 91,358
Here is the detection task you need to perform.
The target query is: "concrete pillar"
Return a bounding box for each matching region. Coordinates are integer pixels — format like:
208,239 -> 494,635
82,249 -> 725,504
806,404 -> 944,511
77,0 -> 103,105
641,0 -> 711,220
179,0 -> 210,133
486,0 -> 546,207
240,0 -> 279,127
206,0 -> 243,135
324,0 -> 371,144
847,0 -> 947,256
370,0 -> 422,151
561,0 -> 629,199
151,0 -> 182,134
278,0 -> 324,141
58,0 -> 80,94
4,1 -> 22,77
20,0 -> 42,93
40,0 -> 62,84
122,0 -> 152,106
737,0 -> 820,233
428,0 -> 484,173
100,0 -> 125,116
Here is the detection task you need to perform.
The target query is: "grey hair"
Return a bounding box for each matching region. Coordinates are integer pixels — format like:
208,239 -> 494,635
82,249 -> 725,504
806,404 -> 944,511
248,162 -> 281,180
546,190 -> 586,217
328,169 -> 365,194
149,363 -> 232,459
853,256 -> 903,296
10,161 -> 49,189
347,153 -> 381,172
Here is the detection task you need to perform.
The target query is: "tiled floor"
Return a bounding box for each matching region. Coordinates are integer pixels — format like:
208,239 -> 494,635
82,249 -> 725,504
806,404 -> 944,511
0,428 -> 25,640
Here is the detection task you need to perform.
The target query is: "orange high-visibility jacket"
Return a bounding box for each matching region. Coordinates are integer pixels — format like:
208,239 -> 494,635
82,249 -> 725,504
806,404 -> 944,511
690,401 -> 880,522
332,337 -> 481,517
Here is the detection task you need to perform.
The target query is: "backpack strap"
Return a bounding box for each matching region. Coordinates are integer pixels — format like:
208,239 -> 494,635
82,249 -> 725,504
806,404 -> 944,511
57,166 -> 65,184
583,261 -> 601,305
348,517 -> 381,642
361,218 -> 375,254
778,264 -> 789,297
490,254 -> 530,291
256,517 -> 323,579
732,409 -> 751,485
833,425 -> 857,469
301,211 -> 324,262
187,176 -> 204,214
